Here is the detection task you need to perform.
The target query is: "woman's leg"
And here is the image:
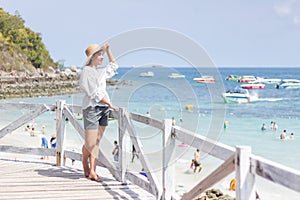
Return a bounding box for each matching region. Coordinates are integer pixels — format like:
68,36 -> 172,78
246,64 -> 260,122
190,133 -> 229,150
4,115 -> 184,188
89,126 -> 106,181
82,145 -> 90,177
84,129 -> 100,180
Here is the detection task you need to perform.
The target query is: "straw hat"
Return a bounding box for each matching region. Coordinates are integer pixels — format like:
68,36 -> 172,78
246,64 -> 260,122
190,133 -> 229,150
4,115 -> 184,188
84,44 -> 103,65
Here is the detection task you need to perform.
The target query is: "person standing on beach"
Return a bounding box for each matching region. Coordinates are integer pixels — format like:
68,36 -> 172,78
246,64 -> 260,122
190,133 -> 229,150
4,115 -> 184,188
112,140 -> 119,162
50,134 -> 56,148
40,132 -> 49,160
193,149 -> 202,173
131,144 -> 139,163
80,42 -> 118,182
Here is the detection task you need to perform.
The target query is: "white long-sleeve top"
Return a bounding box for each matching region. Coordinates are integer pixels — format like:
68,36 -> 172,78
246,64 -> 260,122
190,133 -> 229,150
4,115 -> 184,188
79,62 -> 118,109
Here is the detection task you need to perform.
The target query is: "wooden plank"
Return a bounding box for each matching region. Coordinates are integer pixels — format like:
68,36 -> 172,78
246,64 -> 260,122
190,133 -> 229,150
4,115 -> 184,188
118,108 -> 127,182
130,112 -> 163,130
56,100 -> 67,166
126,171 -> 154,195
0,104 -> 50,139
0,102 -> 55,111
172,126 -> 235,160
0,159 -> 155,200
162,119 -> 175,200
0,145 -> 55,157
182,154 -> 235,200
236,146 -> 256,200
252,154 -> 300,193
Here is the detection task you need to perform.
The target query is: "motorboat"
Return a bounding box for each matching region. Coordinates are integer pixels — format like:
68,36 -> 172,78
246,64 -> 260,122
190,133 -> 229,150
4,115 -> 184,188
139,71 -> 154,77
225,75 -> 241,81
222,88 -> 251,103
276,79 -> 300,89
193,76 -> 215,83
238,75 -> 257,83
168,73 -> 185,79
250,78 -> 281,84
240,83 -> 265,89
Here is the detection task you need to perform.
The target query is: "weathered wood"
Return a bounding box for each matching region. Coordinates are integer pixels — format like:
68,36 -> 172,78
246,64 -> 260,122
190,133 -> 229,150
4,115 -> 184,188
126,171 -> 154,194
56,100 -> 67,166
0,145 -> 55,156
0,102 -> 55,111
182,154 -> 235,200
172,126 -> 235,160
162,119 -> 175,200
124,110 -> 162,199
236,146 -> 256,200
64,149 -> 82,162
63,105 -> 85,138
0,104 -> 50,139
0,159 -> 155,200
118,108 -> 127,182
252,154 -> 300,193
130,112 -> 163,130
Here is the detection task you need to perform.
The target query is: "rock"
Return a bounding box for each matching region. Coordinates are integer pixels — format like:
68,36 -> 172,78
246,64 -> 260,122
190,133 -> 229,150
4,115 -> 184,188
205,189 -> 234,200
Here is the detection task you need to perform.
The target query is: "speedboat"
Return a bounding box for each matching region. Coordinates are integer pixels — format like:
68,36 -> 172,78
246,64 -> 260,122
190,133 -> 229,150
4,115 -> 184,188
168,73 -> 185,79
139,71 -> 154,77
241,83 -> 265,89
193,76 -> 215,83
238,75 -> 257,83
222,88 -> 251,103
251,78 -> 281,84
225,75 -> 241,81
276,79 -> 300,89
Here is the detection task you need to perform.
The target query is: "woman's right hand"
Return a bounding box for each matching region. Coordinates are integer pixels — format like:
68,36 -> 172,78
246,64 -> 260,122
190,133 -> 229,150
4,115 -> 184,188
108,103 -> 118,111
102,42 -> 109,52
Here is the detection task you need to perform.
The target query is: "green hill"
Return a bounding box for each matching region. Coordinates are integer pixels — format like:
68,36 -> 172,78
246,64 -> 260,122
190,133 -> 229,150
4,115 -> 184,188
0,8 -> 58,74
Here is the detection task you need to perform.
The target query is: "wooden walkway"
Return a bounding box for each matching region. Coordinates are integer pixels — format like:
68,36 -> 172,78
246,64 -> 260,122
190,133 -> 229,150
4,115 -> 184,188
0,158 -> 155,200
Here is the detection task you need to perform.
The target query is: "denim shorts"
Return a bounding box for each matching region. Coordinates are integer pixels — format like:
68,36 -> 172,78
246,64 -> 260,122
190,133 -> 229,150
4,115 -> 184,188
83,106 -> 110,130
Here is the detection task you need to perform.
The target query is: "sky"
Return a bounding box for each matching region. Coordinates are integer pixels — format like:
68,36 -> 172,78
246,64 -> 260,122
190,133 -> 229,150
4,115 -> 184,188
1,0 -> 300,68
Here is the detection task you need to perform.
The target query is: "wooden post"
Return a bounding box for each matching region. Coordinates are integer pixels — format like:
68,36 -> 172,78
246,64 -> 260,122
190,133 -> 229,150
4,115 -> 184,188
56,100 -> 66,166
236,146 -> 256,200
118,108 -> 127,182
162,119 -> 175,200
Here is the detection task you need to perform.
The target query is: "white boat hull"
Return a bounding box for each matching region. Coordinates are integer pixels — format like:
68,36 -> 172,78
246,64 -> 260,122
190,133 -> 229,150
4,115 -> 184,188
222,88 -> 251,103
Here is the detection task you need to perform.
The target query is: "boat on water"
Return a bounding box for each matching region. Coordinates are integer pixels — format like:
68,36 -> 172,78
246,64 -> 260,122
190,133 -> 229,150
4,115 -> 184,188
276,79 -> 300,89
168,73 -> 185,79
251,78 -> 281,84
222,88 -> 251,103
193,76 -> 215,83
225,75 -> 241,81
139,71 -> 154,77
240,83 -> 265,89
238,75 -> 257,83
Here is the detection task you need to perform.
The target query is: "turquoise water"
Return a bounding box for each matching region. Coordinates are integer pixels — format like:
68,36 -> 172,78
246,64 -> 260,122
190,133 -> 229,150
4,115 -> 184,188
1,67 -> 300,172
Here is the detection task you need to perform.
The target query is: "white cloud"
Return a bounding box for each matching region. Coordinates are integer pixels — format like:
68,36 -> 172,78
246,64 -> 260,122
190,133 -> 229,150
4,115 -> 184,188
293,16 -> 300,24
274,0 -> 300,25
274,2 -> 291,17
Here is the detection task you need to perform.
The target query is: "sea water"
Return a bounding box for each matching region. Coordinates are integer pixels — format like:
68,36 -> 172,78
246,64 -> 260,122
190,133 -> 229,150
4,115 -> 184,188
1,67 -> 300,181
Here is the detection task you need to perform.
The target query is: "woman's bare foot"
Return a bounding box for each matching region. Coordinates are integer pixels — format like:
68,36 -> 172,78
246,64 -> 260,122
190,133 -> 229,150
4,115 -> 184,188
88,172 -> 103,182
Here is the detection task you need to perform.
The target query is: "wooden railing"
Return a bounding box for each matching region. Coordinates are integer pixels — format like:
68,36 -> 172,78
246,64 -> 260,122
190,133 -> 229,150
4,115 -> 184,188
0,100 -> 300,200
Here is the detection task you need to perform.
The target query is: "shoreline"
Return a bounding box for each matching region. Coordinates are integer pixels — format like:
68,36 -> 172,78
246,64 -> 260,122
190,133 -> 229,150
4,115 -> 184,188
0,72 -> 124,99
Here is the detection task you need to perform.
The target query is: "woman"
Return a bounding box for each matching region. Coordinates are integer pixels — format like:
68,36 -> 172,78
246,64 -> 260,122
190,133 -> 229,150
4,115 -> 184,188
79,42 -> 118,182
